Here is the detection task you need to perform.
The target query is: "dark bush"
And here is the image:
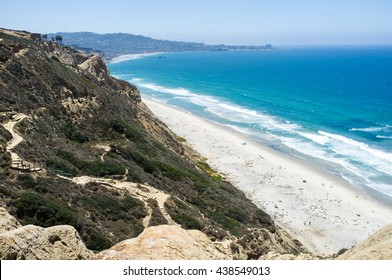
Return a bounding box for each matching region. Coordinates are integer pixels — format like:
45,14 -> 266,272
0,185 -> 12,197
203,209 -> 241,232
84,228 -> 112,251
15,192 -> 80,229
225,206 -> 249,223
172,213 -> 202,230
17,174 -> 36,188
45,158 -> 78,176
55,149 -> 125,176
61,122 -> 89,143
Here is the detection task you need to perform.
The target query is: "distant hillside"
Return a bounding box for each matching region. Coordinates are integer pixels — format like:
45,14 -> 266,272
46,32 -> 272,59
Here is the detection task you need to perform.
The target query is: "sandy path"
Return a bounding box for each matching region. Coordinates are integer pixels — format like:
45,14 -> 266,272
95,144 -> 111,162
2,113 -> 40,171
4,114 -> 28,150
143,98 -> 392,255
2,114 -> 174,227
67,176 -> 175,226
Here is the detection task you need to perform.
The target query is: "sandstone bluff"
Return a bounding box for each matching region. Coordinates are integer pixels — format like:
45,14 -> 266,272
0,28 -> 391,260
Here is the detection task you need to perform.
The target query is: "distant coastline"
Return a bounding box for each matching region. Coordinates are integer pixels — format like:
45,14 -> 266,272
47,31 -> 274,61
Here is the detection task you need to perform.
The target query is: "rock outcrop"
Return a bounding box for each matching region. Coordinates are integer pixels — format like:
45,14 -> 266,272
338,224 -> 392,260
0,208 -> 93,260
259,252 -> 320,260
0,207 -> 21,234
78,54 -> 111,83
0,224 -> 94,260
96,225 -> 230,260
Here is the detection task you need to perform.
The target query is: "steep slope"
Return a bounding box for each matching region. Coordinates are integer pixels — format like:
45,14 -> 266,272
0,28 -> 305,259
337,224 -> 392,260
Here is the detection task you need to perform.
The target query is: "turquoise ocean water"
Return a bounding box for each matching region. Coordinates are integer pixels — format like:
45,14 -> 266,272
108,48 -> 392,200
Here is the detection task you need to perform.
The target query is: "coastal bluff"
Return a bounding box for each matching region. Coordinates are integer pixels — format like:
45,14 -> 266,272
0,27 -> 305,260
1,206 -> 391,260
1,27 -> 390,260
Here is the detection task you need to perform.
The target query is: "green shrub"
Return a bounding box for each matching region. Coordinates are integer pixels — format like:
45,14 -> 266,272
203,209 -> 241,232
124,125 -> 145,143
172,213 -> 202,230
74,193 -> 146,221
84,228 -> 112,251
155,161 -> 185,180
225,206 -> 249,223
55,149 -> 125,176
188,196 -> 205,207
15,192 -> 80,229
61,122 -> 89,143
17,174 -> 36,188
0,185 -> 12,197
45,158 -> 78,176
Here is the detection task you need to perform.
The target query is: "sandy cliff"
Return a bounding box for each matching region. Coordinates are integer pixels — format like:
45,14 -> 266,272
96,225 -> 229,260
0,208 -> 93,260
338,224 -> 392,260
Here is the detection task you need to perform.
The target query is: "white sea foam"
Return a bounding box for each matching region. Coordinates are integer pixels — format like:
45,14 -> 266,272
136,80 -> 302,133
349,125 -> 391,133
218,103 -> 259,116
111,52 -> 164,64
130,78 -> 143,83
319,131 -> 392,175
319,131 -> 392,163
280,137 -> 329,159
367,183 -> 392,197
298,132 -> 329,145
280,136 -> 379,181
135,78 -> 391,196
138,83 -> 195,97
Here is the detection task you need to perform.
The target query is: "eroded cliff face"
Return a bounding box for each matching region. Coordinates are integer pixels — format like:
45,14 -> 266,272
96,225 -> 230,260
0,28 -> 307,260
337,225 -> 392,260
0,208 -> 93,260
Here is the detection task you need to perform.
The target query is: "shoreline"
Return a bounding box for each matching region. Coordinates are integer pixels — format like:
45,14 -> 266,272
143,97 -> 392,255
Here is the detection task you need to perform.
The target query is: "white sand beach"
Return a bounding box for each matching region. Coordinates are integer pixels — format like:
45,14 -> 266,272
143,98 -> 392,256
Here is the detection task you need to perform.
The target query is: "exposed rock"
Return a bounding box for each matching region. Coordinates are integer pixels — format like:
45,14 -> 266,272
236,227 -> 308,259
338,224 -> 392,260
259,252 -> 320,260
79,54 -> 111,83
0,224 -> 94,260
96,225 -> 230,260
0,207 -> 21,234
44,41 -> 83,67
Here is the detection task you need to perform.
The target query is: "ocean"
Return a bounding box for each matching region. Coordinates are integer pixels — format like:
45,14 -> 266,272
108,48 -> 392,200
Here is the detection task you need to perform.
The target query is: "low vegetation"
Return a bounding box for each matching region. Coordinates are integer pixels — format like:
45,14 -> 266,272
1,175 -> 147,251
196,161 -> 223,180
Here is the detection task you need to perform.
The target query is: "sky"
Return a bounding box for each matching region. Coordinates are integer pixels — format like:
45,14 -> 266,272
1,0 -> 391,46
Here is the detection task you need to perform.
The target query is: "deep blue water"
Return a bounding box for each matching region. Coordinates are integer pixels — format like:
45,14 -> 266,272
108,48 -> 392,198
